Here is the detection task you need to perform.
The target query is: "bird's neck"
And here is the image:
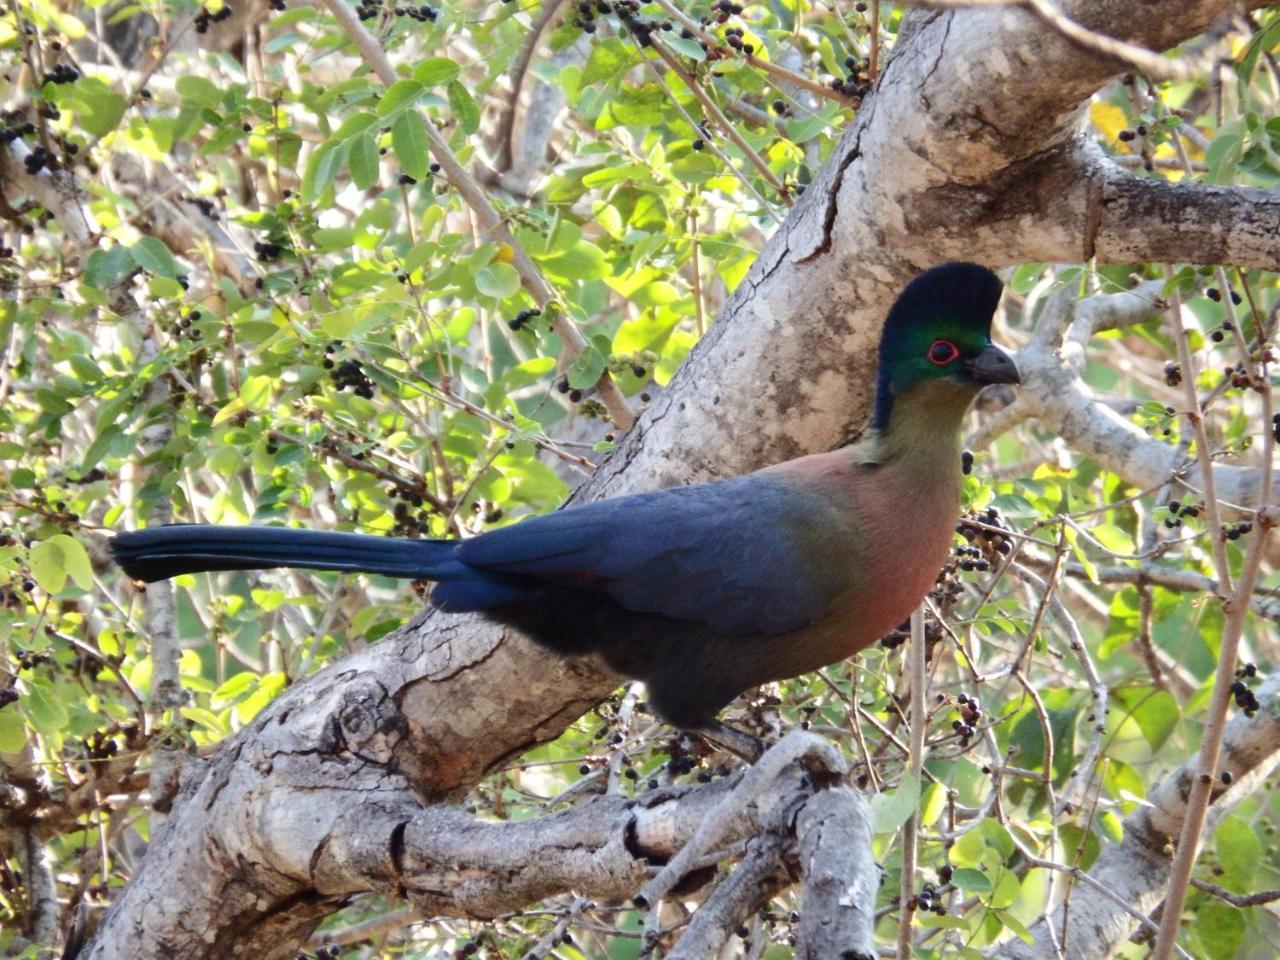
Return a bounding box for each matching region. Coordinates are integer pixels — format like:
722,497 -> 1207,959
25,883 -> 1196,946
852,381 -> 976,472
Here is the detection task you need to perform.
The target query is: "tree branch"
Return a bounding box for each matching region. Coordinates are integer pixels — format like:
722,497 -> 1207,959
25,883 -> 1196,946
989,672 -> 1280,960
1089,156 -> 1280,269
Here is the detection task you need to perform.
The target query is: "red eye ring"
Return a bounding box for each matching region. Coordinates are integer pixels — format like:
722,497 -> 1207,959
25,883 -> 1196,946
928,339 -> 960,365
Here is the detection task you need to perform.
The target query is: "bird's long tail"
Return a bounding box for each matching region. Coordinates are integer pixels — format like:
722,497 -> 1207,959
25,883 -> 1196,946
110,524 -> 462,584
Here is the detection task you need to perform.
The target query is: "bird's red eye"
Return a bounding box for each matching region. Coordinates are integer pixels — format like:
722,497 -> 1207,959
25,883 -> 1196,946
928,339 -> 960,365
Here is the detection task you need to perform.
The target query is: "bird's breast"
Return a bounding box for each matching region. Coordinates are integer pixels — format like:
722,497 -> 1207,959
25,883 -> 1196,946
757,452 -> 960,678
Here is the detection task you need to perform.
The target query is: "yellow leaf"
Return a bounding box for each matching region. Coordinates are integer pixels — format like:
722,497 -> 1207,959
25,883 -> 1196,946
212,397 -> 247,427
1089,100 -> 1128,145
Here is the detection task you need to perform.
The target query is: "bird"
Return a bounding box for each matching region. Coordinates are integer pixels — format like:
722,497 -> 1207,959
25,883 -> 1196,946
111,262 -> 1018,744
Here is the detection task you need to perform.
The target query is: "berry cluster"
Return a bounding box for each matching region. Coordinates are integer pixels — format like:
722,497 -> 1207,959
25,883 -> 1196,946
961,449 -> 974,475
953,544 -> 990,573
15,650 -> 52,671
722,26 -> 754,55
356,0 -> 436,21
829,55 -> 872,101
913,881 -> 948,916
1221,361 -> 1251,389
1205,286 -> 1242,305
956,506 -> 1014,558
81,729 -> 123,764
398,5 -> 439,22
556,377 -> 586,403
608,350 -> 656,379
327,356 -> 376,399
195,3 -> 235,34
507,306 -> 541,331
22,144 -> 58,175
711,0 -> 745,19
1223,520 -> 1253,541
42,63 -> 81,85
569,0 -> 604,33
392,491 -> 433,535
1162,499 -> 1199,528
617,0 -> 674,48
185,195 -> 220,221
253,239 -> 284,262
0,117 -> 35,145
1232,663 -> 1260,716
951,693 -> 981,745
171,309 -> 204,342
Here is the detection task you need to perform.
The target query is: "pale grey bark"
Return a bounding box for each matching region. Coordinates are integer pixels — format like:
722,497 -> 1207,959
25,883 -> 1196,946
76,1 -> 1280,958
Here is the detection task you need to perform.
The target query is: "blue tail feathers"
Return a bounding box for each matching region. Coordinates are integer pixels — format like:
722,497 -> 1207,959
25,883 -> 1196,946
113,525 -> 463,585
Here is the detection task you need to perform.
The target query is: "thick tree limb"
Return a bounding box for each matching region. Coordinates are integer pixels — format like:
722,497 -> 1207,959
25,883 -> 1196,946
795,786 -> 878,960
1088,158 -> 1280,268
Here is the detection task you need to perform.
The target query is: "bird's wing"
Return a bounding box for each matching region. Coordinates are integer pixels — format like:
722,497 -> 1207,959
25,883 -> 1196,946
457,476 -> 860,636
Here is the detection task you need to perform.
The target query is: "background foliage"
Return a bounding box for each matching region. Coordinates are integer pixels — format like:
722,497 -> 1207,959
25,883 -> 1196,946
0,0 -> 1278,957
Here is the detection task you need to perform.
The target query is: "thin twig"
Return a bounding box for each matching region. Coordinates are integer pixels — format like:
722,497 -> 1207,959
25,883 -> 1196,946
896,605 -> 928,960
645,37 -> 792,204
318,0 -> 634,430
648,0 -> 856,106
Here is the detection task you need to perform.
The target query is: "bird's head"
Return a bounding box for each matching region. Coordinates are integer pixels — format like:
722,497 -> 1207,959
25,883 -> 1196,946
871,262 -> 1019,430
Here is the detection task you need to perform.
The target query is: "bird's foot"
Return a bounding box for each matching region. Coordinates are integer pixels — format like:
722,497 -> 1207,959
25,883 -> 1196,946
690,720 -> 765,764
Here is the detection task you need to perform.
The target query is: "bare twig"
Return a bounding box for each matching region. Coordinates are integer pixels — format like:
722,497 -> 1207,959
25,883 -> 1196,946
896,606 -> 928,960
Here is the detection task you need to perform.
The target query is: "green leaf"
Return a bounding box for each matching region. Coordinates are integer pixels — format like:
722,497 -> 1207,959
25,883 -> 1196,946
566,343 -> 607,390
950,868 -> 993,896
128,237 -> 178,279
302,139 -> 347,201
582,37 -> 632,87
58,535 -> 92,590
447,81 -> 479,135
1193,901 -> 1245,960
475,262 -> 521,299
175,74 -> 221,108
70,77 -> 126,136
540,239 -> 609,281
238,375 -> 274,411
413,57 -> 460,86
1216,815 -> 1262,889
377,78 -> 426,118
28,540 -> 66,593
23,679 -> 69,735
349,132 -> 380,189
0,708 -> 25,753
84,245 -> 135,286
332,110 -> 379,141
664,35 -> 707,61
392,111 -> 430,180
870,772 -> 920,834
29,534 -> 94,593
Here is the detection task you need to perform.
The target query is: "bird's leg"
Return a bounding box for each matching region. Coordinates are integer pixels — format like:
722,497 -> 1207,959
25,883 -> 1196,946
690,720 -> 764,764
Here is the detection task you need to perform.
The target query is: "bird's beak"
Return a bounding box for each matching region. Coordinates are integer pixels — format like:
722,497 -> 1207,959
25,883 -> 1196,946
965,344 -> 1020,385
